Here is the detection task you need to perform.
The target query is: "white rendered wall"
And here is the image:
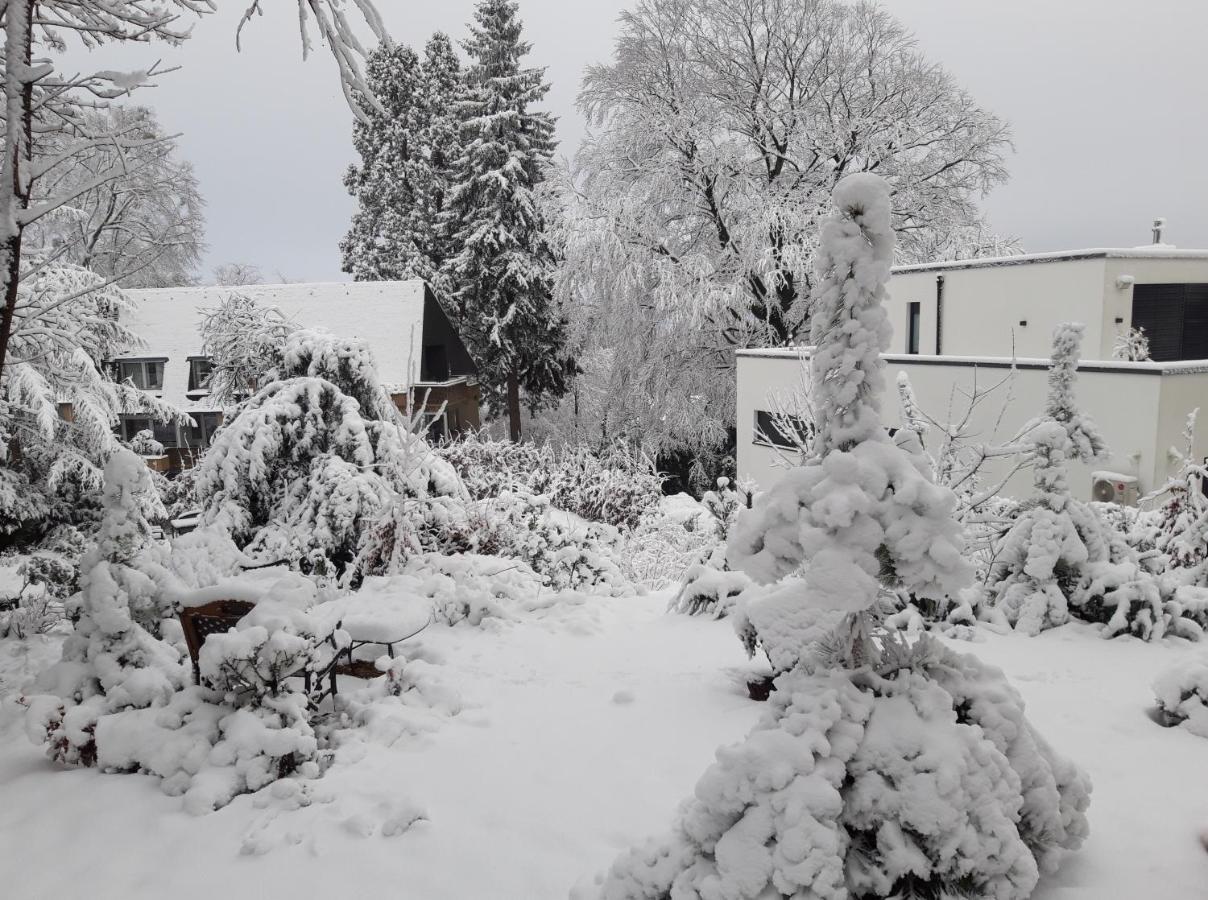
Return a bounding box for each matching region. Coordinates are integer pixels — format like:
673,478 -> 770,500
736,350 -> 1208,503
887,259 -> 1109,360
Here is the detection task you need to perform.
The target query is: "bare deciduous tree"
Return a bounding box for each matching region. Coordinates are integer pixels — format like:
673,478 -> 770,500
29,106 -> 205,288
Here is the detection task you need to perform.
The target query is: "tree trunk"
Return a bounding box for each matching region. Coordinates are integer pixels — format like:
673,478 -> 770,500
0,0 -> 35,386
507,369 -> 521,442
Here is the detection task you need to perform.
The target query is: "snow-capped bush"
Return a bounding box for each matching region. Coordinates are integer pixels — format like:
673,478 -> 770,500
439,433 -> 663,530
984,326 -> 1201,640
129,429 -> 164,457
668,559 -> 752,618
593,639 -> 1090,900
1153,656 -> 1208,737
1151,410 -> 1208,574
356,489 -> 628,596
594,175 -> 1090,900
193,329 -> 461,575
23,449 -> 186,766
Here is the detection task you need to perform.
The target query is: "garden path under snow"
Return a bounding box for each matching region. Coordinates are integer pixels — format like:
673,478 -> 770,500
2,590 -> 1207,899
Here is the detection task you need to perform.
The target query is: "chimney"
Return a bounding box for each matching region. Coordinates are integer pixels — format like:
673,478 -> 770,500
1152,217 -> 1166,245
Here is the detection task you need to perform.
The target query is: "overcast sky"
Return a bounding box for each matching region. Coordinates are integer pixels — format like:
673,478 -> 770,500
62,0 -> 1208,283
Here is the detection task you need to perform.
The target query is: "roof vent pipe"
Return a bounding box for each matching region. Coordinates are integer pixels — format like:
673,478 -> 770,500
1153,217 -> 1166,245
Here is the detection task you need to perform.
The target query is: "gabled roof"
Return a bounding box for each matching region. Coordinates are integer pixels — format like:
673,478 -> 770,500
122,280 -> 430,410
892,246 -> 1208,275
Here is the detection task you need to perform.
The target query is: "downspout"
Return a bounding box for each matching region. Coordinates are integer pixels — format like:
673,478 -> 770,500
935,275 -> 945,355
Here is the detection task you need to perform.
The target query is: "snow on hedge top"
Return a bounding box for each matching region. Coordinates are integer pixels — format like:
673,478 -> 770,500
122,281 -> 429,410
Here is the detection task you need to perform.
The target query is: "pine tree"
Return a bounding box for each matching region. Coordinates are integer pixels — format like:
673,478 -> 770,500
340,36 -> 462,283
444,0 -> 572,441
421,33 -> 465,282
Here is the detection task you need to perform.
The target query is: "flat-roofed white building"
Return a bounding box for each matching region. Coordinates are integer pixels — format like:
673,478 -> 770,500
737,247 -> 1208,502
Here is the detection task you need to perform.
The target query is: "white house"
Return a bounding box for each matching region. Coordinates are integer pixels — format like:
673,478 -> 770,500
737,247 -> 1208,502
114,280 -> 480,472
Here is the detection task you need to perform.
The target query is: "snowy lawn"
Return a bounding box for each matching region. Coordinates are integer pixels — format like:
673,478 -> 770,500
2,592 -> 1207,899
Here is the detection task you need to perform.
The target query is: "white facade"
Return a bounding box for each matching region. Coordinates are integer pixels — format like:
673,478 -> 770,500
885,248 -> 1208,361
736,349 -> 1208,503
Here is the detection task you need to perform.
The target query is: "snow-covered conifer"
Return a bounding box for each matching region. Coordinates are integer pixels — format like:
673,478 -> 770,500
443,0 -> 573,440
193,330 -> 459,574
1153,410 -> 1208,573
984,325 -> 1199,638
24,449 -> 184,766
593,175 -> 1090,900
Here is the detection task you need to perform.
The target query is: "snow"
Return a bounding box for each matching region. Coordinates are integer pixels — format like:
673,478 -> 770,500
122,281 -> 431,410
2,597 -> 1207,898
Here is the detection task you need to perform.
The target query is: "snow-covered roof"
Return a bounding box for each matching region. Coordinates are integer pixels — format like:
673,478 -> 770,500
892,247 -> 1208,274
735,346 -> 1208,375
122,280 -> 429,410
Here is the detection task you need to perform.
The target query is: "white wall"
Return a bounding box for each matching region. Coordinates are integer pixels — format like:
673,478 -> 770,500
736,350 -> 1208,503
887,258 -> 1109,360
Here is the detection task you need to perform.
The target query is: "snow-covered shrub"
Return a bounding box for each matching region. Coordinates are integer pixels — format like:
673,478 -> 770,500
129,429 -> 164,457
593,175 -> 1090,899
0,552 -> 75,639
356,489 -> 628,595
1153,656 -> 1208,737
194,329 -> 461,575
1113,324 -> 1151,362
985,326 -> 1199,639
0,466 -> 54,544
592,639 -> 1090,900
23,450 -> 186,766
438,433 -> 663,530
668,558 -> 752,618
1151,410 -> 1208,575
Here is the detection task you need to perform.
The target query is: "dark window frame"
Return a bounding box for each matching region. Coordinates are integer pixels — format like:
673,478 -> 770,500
116,358 -> 166,391
753,409 -> 815,450
906,301 -> 921,355
187,356 -> 213,393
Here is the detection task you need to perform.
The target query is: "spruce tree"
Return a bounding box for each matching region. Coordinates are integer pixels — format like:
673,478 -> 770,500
340,36 -> 464,284
444,0 -> 572,441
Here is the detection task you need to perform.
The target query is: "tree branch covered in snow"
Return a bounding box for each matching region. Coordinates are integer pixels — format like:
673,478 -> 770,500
547,0 -> 1011,453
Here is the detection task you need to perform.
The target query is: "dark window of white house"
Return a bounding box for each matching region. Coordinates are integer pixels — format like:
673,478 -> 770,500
181,412 -> 223,449
117,359 -> 165,391
907,302 -> 921,355
754,410 -> 814,449
1132,283 -> 1208,362
187,357 -> 213,392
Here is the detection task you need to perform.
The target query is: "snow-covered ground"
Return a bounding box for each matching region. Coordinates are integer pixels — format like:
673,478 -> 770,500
1,591 -> 1206,899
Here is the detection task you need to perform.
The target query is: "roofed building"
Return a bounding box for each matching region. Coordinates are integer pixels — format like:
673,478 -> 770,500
116,279 -> 479,473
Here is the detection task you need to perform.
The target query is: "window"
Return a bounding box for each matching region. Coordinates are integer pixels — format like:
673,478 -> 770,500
116,359 -> 165,391
118,416 -> 178,447
754,410 -> 814,450
906,302 -> 921,355
119,416 -> 151,442
181,412 -> 223,450
187,357 -> 213,393
1132,283 -> 1208,361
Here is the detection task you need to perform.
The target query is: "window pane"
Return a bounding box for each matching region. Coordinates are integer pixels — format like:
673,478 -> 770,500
123,417 -> 151,441
189,358 -> 213,392
146,362 -> 164,390
120,362 -> 146,389
152,421 -> 177,447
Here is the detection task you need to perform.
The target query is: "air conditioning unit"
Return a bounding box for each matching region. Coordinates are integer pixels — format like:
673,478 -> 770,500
1091,471 -> 1139,506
